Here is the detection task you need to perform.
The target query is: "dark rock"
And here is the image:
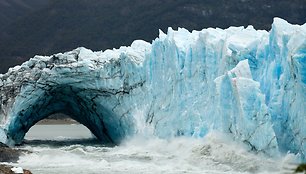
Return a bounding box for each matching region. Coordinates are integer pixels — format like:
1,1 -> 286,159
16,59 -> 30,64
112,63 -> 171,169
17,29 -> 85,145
23,170 -> 32,174
295,163 -> 306,173
0,164 -> 32,174
0,144 -> 30,163
0,142 -> 8,148
0,148 -> 20,162
0,164 -> 14,174
0,143 -> 32,173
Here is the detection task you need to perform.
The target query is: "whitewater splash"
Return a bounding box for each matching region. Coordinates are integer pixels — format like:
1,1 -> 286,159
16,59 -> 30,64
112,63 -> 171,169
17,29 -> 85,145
0,18 -> 305,162
17,126 -> 297,174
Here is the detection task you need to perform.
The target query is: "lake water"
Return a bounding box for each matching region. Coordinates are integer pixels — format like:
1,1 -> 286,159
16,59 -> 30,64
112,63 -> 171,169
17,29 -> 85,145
11,124 -> 298,174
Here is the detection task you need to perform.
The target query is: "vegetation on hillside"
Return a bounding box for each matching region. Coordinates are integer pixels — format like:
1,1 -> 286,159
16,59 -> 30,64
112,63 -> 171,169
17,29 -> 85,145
0,0 -> 305,73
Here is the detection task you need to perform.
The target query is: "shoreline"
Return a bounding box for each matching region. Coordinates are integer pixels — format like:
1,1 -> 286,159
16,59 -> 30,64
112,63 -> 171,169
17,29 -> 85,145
0,142 -> 32,174
37,119 -> 79,125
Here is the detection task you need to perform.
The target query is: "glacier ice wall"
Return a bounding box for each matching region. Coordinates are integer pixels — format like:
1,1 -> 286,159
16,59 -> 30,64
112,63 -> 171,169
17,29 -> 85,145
0,18 -> 305,160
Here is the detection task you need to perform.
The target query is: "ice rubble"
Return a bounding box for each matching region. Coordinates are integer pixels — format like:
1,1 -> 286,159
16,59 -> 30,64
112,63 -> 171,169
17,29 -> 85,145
0,18 -> 305,160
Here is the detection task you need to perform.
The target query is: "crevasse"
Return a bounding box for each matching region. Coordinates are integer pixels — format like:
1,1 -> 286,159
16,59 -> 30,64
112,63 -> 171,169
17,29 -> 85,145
0,18 -> 305,161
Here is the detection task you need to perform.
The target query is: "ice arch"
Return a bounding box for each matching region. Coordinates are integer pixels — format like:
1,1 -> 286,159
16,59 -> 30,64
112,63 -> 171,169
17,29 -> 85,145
8,85 -> 120,144
0,45 -> 148,145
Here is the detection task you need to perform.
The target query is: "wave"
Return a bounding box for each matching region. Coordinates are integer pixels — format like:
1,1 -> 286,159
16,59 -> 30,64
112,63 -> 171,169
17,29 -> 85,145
16,131 -> 298,174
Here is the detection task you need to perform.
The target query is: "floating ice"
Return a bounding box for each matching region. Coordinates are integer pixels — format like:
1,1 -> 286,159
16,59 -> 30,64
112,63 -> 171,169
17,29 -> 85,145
0,18 -> 305,161
11,167 -> 24,173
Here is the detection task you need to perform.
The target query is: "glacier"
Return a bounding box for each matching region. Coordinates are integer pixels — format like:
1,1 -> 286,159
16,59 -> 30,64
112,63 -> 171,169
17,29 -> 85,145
0,18 -> 305,161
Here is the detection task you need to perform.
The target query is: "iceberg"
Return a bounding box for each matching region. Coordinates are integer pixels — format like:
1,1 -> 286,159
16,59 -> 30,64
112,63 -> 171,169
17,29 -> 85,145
0,18 -> 305,161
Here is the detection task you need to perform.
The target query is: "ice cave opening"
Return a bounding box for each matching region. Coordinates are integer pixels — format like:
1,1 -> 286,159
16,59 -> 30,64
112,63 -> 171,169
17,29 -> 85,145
6,85 -> 121,146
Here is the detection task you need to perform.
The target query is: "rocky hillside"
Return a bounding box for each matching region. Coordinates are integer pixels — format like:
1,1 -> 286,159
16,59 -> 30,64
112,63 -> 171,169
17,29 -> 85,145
0,0 -> 305,73
0,0 -> 49,29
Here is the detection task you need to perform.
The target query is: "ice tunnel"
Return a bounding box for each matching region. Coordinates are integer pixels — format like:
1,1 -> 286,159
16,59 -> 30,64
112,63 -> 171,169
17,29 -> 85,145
0,18 -> 305,161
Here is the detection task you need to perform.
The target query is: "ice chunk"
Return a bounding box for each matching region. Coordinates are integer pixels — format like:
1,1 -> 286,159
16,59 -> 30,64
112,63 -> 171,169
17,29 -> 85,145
11,167 -> 23,173
229,59 -> 252,78
0,128 -> 7,144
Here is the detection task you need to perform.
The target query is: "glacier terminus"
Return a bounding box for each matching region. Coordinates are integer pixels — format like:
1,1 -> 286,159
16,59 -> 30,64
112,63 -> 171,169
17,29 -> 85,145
0,18 -> 305,161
